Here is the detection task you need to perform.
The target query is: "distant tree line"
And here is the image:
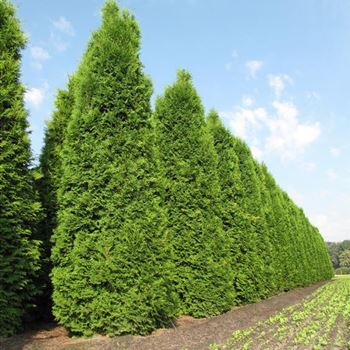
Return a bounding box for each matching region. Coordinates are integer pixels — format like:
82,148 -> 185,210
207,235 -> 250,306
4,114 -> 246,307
0,0 -> 333,337
326,241 -> 350,274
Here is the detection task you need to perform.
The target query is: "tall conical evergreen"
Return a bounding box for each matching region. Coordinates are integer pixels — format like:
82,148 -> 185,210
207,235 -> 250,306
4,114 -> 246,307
0,0 -> 41,336
153,71 -> 234,317
207,111 -> 264,303
254,162 -> 282,295
39,77 -> 76,244
36,77 -> 76,319
259,164 -> 293,290
231,137 -> 275,298
51,1 -> 176,336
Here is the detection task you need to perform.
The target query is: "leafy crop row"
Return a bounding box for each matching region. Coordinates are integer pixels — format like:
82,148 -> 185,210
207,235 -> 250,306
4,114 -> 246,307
212,276 -> 350,350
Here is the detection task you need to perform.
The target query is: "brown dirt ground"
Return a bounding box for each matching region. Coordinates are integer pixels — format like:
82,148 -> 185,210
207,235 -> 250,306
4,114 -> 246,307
0,281 -> 327,350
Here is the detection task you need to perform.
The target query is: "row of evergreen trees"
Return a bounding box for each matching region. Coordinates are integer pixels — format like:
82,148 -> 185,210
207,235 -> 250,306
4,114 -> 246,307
0,0 -> 333,337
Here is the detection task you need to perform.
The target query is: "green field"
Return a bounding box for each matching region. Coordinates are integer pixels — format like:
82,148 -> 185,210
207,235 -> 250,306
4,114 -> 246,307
211,276 -> 350,350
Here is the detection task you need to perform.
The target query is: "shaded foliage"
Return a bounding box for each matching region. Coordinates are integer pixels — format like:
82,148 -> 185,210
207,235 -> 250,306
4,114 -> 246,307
0,0 -> 41,336
339,250 -> 350,269
327,241 -> 350,269
36,77 -> 76,320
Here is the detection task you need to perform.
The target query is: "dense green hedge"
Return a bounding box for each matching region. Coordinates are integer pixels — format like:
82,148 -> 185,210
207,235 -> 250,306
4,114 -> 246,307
2,0 -> 333,338
45,0 -> 332,336
50,0 -> 177,336
153,72 -> 235,316
0,0 -> 42,336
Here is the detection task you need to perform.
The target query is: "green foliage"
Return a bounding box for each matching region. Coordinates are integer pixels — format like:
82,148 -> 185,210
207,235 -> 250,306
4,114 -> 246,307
51,0 -> 177,336
0,0 -> 41,336
339,250 -> 350,269
230,137 -> 274,299
327,240 -> 350,269
35,77 -> 76,320
207,111 -> 264,303
40,0 -> 333,337
335,267 -> 350,275
39,78 -> 76,242
207,110 -> 332,301
153,72 -> 235,317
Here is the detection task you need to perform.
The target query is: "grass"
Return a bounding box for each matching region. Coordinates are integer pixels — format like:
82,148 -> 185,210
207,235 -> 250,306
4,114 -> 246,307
210,275 -> 350,350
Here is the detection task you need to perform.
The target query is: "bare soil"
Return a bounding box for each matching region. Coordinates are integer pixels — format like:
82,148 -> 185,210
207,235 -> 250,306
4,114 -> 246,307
0,281 -> 326,350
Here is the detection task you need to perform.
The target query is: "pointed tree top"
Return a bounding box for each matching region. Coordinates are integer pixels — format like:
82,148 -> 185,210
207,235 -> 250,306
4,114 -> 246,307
101,0 -> 119,20
176,69 -> 192,83
207,109 -> 222,128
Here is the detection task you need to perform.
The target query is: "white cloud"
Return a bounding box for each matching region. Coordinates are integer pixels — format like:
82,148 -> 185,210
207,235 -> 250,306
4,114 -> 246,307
221,106 -> 267,139
220,100 -> 321,160
242,95 -> 254,107
330,147 -> 341,157
50,32 -> 69,52
268,74 -> 293,98
245,60 -> 263,78
52,16 -> 75,36
24,88 -> 44,108
30,46 -> 50,70
265,101 -> 321,159
24,82 -> 49,108
327,169 -> 338,181
50,16 -> 75,52
30,46 -> 50,61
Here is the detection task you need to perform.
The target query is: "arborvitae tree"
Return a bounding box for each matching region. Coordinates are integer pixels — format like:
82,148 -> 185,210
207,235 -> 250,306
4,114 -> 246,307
51,0 -> 176,336
153,71 -> 234,317
0,0 -> 41,336
207,111 -> 264,303
36,77 -> 76,319
287,202 -> 310,285
39,78 -> 75,244
259,165 -> 294,290
279,191 -> 304,286
231,137 -> 274,298
308,223 -> 333,280
254,163 -> 283,294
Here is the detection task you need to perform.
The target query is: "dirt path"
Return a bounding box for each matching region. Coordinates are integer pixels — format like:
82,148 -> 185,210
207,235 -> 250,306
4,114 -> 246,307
0,281 -> 327,350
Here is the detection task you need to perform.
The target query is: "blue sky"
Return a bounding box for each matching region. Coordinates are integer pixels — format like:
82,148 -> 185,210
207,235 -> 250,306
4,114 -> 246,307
14,0 -> 350,242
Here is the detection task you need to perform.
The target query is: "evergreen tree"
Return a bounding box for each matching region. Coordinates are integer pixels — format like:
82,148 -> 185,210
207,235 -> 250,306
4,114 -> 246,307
231,137 -> 274,298
153,72 -> 234,317
51,0 -> 176,336
39,78 -> 76,245
254,163 -> 282,294
36,77 -> 76,319
207,111 -> 263,303
0,0 -> 41,336
259,165 -> 294,290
